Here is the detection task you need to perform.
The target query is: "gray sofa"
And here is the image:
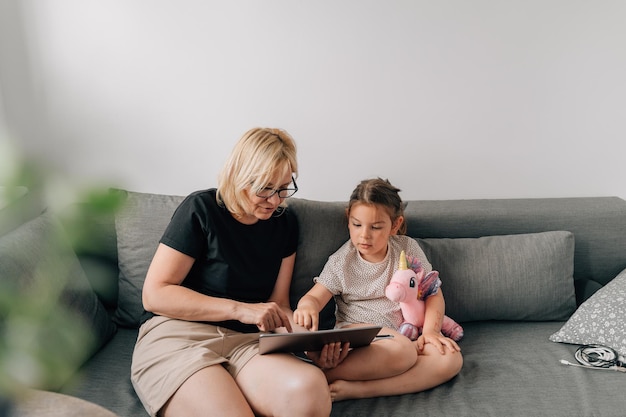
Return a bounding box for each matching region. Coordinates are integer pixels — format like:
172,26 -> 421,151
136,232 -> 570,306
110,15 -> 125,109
2,190 -> 626,417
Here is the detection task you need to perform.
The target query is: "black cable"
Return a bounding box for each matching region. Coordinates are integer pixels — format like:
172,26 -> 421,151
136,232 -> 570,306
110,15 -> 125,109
574,345 -> 622,368
560,344 -> 626,372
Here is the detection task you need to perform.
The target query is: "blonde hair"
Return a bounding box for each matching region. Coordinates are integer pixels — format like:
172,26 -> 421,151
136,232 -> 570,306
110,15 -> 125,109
347,178 -> 407,235
217,127 -> 298,218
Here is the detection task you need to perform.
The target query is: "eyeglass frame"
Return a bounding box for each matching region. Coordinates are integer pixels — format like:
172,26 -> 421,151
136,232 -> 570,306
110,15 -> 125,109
255,176 -> 298,199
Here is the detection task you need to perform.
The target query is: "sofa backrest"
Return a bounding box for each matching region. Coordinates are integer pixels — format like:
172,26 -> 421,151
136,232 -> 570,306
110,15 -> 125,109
70,192 -> 626,328
403,197 -> 626,302
289,196 -> 626,327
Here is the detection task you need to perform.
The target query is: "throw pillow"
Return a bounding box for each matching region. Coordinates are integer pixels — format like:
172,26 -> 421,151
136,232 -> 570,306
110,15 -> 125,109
0,212 -> 116,389
416,231 -> 576,323
113,191 -> 184,327
549,267 -> 626,356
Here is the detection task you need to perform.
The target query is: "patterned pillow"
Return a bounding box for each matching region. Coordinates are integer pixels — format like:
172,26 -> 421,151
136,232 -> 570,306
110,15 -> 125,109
550,268 -> 626,356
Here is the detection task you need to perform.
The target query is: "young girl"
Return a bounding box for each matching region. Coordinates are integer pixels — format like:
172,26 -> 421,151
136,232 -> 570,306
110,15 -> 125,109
294,178 -> 463,401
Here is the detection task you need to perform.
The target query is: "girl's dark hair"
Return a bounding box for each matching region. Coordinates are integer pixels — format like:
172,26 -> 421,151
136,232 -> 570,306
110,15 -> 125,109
347,178 -> 407,235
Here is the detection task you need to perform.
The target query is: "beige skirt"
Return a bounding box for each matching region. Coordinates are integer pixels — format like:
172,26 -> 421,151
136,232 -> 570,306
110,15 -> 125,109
131,316 -> 260,417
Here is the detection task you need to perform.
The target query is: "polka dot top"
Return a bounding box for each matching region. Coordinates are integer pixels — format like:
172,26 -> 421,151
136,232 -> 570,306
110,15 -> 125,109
315,235 -> 433,330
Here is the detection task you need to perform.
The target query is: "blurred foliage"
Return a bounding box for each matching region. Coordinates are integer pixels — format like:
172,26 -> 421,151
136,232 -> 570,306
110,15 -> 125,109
0,139 -> 123,402
0,264 -> 94,394
58,188 -> 125,254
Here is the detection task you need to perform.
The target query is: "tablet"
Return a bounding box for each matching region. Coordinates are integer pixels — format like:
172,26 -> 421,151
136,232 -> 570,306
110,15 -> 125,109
258,325 -> 382,355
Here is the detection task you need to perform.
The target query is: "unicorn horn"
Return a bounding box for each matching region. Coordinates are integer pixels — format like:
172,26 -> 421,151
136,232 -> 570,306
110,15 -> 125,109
398,250 -> 408,270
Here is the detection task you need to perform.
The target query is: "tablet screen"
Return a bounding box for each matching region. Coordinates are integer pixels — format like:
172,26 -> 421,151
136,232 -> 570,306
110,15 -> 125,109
258,325 -> 382,354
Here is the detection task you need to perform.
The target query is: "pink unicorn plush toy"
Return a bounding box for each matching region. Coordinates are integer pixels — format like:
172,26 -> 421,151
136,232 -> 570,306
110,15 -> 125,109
385,250 -> 463,341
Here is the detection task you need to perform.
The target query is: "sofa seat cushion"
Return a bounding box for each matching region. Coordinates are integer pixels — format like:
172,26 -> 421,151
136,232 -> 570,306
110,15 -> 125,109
65,322 -> 626,417
61,328 -> 145,417
330,321 -> 626,417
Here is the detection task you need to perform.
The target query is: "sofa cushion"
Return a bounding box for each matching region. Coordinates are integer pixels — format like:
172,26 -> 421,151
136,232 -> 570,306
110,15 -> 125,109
288,198 -> 350,330
417,231 -> 576,323
59,197 -> 121,310
13,389 -> 119,417
329,321 -> 625,417
114,194 -> 347,330
0,186 -> 45,237
549,267 -> 626,356
404,197 -> 626,303
113,191 -> 184,327
0,212 -> 116,390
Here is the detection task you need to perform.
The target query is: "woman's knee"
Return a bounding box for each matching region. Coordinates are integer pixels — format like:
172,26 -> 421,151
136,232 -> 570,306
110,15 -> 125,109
279,367 -> 331,417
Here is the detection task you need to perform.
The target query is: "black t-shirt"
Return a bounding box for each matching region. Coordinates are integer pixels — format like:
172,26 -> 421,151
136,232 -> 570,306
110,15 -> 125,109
142,188 -> 299,333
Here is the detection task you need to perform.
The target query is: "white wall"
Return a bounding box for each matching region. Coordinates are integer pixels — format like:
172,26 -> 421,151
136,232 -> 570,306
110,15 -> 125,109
2,0 -> 625,201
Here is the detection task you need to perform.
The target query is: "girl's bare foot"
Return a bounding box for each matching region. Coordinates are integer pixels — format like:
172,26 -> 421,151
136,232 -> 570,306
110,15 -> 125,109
329,379 -> 365,402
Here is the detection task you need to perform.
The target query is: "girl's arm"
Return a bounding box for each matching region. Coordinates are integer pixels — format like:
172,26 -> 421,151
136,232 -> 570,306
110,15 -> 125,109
418,290 -> 461,353
293,283 -> 334,331
142,243 -> 292,332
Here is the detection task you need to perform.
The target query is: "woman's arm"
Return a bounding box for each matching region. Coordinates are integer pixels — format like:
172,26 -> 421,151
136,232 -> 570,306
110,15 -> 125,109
142,243 -> 292,332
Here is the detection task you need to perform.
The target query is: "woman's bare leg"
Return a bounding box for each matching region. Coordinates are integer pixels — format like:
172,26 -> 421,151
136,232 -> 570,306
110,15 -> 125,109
236,352 -> 332,417
160,364 -> 255,417
330,342 -> 463,402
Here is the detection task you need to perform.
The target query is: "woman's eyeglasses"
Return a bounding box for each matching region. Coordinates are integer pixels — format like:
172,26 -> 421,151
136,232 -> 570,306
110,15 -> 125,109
255,177 -> 298,199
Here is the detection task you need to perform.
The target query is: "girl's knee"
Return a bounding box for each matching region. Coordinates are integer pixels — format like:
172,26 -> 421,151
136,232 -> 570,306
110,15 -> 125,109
450,350 -> 463,375
422,344 -> 463,379
386,336 -> 418,373
439,349 -> 463,379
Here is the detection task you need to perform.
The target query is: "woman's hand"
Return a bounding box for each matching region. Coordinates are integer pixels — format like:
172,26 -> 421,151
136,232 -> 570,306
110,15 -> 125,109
417,330 -> 461,354
238,301 -> 293,332
305,342 -> 350,369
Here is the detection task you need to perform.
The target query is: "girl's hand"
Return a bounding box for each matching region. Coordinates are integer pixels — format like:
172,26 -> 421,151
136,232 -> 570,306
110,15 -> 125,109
293,285 -> 333,331
305,342 -> 350,369
417,331 -> 461,354
293,306 -> 319,331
